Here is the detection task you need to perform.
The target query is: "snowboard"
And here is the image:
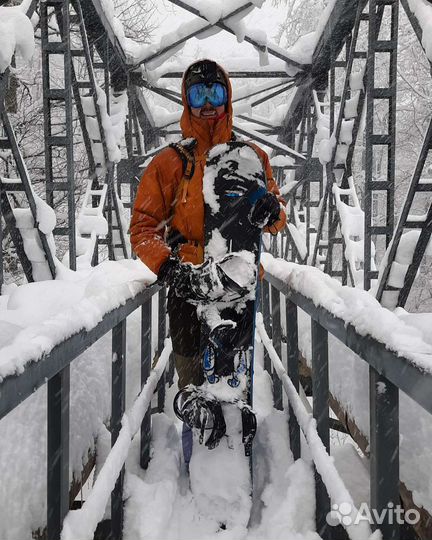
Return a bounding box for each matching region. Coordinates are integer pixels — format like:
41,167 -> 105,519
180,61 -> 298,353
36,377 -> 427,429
187,141 -> 267,528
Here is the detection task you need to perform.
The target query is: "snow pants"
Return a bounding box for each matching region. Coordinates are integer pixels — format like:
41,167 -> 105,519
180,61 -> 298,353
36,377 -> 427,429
167,290 -> 204,389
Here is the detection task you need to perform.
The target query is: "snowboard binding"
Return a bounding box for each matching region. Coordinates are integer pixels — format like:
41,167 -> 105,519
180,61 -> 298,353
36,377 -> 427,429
173,386 -> 226,450
187,254 -> 254,305
204,324 -> 250,388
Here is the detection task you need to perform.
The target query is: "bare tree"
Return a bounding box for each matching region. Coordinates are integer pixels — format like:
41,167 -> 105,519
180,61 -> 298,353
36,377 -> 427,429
113,0 -> 157,44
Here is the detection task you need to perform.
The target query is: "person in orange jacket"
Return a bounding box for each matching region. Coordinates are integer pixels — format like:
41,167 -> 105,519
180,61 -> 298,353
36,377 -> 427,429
130,59 -> 286,390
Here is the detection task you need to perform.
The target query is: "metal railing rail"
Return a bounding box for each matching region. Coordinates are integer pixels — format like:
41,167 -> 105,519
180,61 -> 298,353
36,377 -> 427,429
261,267 -> 432,540
0,282 -> 170,540
257,315 -> 374,540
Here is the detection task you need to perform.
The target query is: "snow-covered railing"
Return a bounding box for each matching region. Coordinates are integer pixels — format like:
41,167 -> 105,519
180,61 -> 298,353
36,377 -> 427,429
0,279 -> 172,540
61,339 -> 172,540
260,253 -> 432,540
257,318 -> 378,540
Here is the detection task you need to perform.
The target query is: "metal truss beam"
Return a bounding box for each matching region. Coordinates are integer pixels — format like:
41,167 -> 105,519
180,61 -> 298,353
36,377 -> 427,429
373,0 -> 432,309
375,116 -> 432,309
132,87 -> 161,151
162,0 -> 306,70
140,81 -> 182,106
364,0 -> 398,290
140,2 -> 259,66
279,0 -> 368,147
233,122 -> 305,162
41,0 -> 76,268
312,0 -> 369,79
311,3 -> 366,281
0,107 -> 57,279
77,0 -> 129,89
237,115 -> 278,131
250,83 -> 294,108
232,80 -> 291,104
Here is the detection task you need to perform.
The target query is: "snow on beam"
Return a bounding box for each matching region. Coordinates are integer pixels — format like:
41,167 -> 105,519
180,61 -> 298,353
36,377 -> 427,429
262,255 -> 432,414
140,80 -> 183,106
164,0 -> 306,70
0,3 -> 35,74
81,0 -> 128,87
0,279 -> 157,421
311,0 -> 368,79
233,121 -> 306,162
138,1 -> 257,67
401,0 -> 432,63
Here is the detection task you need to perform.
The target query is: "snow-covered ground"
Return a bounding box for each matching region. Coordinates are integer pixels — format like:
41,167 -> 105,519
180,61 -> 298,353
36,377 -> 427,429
122,347 -> 320,540
0,285 -> 322,539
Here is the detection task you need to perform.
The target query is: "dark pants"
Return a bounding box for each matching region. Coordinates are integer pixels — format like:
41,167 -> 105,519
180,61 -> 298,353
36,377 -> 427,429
167,290 -> 204,389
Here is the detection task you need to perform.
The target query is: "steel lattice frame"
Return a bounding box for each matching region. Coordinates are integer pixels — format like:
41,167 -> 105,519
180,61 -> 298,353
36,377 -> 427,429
1,2 -> 432,539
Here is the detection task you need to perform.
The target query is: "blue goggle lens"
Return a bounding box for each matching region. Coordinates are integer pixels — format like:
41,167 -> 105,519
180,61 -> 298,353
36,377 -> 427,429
187,83 -> 227,108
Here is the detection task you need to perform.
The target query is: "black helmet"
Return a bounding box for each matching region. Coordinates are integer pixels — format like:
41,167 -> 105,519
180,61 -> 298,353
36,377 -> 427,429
184,59 -> 226,90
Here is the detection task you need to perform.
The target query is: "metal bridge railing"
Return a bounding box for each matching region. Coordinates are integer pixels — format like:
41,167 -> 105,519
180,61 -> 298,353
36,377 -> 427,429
0,282 -> 171,540
261,265 -> 432,540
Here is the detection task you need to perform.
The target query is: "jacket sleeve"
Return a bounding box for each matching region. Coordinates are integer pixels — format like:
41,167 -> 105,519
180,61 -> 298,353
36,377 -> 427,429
130,150 -> 179,275
257,149 -> 288,235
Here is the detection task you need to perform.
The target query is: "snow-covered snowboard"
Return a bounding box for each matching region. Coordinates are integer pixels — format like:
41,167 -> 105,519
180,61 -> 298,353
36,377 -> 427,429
186,141 -> 267,527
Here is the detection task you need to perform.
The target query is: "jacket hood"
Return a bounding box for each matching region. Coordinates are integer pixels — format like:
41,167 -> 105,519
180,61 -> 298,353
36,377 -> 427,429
180,60 -> 233,153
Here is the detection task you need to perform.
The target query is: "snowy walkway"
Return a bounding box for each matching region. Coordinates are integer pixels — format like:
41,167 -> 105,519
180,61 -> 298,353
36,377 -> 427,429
123,355 -> 320,540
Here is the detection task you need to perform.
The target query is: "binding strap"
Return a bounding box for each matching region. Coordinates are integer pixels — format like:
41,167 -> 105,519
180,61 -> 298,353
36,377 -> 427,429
169,139 -> 196,180
169,139 -> 197,203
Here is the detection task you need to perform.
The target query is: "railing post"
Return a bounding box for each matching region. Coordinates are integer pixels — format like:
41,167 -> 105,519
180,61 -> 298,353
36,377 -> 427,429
370,367 -> 400,540
47,366 -> 70,540
261,279 -> 271,374
271,285 -> 283,410
286,299 -> 300,460
157,287 -> 166,412
111,319 -> 126,540
311,319 -> 330,539
140,298 -> 152,470
167,351 -> 175,387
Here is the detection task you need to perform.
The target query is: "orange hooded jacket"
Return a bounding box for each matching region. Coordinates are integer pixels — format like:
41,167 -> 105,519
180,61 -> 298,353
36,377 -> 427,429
130,61 -> 287,275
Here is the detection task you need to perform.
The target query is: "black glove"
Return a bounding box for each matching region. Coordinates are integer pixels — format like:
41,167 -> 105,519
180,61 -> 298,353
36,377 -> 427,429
157,257 -> 196,299
248,192 -> 280,228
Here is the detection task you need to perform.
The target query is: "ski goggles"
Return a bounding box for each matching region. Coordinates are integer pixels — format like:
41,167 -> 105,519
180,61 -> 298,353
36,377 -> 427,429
186,82 -> 228,108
